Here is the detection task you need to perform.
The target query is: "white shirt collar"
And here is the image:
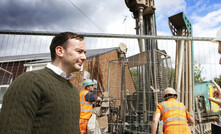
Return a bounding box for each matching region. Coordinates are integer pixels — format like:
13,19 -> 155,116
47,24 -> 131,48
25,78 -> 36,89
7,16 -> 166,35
46,63 -> 74,80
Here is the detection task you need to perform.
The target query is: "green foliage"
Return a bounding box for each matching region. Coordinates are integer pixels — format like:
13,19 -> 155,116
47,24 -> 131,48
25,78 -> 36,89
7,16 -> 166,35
214,75 -> 221,87
171,62 -> 205,84
130,68 -> 138,90
194,63 -> 205,84
130,68 -> 138,76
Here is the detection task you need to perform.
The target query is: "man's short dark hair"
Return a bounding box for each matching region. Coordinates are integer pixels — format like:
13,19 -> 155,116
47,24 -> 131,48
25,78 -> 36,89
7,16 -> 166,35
164,94 -> 177,100
50,32 -> 84,61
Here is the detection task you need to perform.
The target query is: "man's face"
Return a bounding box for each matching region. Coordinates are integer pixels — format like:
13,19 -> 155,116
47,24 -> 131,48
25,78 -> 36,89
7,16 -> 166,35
88,85 -> 94,92
85,85 -> 94,92
62,38 -> 86,72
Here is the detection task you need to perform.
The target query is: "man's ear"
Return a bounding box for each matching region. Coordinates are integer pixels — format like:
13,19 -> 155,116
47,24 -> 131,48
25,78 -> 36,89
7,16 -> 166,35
55,46 -> 64,58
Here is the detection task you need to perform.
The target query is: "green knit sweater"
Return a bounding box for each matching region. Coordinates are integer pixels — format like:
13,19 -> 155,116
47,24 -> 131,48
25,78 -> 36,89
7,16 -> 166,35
0,68 -> 80,134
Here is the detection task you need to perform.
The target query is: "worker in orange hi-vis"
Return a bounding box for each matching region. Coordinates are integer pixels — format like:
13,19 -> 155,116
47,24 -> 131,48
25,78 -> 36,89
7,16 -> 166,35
79,79 -> 101,134
151,88 -> 195,134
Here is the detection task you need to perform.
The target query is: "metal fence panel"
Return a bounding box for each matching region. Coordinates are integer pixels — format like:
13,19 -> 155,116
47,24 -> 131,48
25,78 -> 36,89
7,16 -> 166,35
0,30 -> 220,134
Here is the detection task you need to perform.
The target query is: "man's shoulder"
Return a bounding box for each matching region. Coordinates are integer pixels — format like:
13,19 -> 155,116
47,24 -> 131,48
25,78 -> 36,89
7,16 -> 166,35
159,101 -> 166,104
12,68 -> 51,83
172,100 -> 186,107
85,92 -> 97,98
86,92 -> 94,96
176,100 -> 185,105
80,89 -> 89,94
18,68 -> 46,76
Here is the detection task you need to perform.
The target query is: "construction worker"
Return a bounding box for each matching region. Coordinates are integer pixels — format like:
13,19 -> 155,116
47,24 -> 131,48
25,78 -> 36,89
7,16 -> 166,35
208,27 -> 221,106
79,79 -> 101,134
151,87 -> 195,134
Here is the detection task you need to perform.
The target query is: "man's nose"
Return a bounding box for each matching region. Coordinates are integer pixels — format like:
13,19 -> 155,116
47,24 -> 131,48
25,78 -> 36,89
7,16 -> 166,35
81,53 -> 87,60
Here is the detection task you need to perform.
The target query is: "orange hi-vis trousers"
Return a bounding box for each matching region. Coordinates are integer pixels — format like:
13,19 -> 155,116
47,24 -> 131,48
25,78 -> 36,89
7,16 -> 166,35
80,118 -> 89,134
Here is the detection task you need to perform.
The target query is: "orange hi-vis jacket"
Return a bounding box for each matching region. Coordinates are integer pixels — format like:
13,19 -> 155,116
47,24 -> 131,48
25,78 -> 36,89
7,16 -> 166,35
155,98 -> 191,133
79,90 -> 93,119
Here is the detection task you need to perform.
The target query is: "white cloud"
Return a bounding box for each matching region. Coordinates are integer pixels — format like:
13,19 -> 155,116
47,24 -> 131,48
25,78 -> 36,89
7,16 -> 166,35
155,0 -> 186,20
191,9 -> 221,37
106,17 -> 135,34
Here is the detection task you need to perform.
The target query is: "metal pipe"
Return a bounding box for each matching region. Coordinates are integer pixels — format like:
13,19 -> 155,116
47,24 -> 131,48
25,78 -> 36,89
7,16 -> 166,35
137,6 -> 148,123
0,30 -> 215,41
138,7 -> 145,51
153,50 -> 158,106
176,39 -> 184,101
119,56 -> 126,134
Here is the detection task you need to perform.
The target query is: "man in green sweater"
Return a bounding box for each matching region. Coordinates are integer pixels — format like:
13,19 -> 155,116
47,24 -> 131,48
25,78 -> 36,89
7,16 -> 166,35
0,32 -> 87,134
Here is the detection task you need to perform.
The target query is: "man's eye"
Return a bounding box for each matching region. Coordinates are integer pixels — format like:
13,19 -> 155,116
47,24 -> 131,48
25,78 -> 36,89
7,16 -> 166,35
79,50 -> 83,53
75,49 -> 86,54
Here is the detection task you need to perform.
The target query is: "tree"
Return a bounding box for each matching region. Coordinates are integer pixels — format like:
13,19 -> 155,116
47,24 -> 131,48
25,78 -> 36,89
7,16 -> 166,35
194,63 -> 205,84
130,68 -> 138,90
171,62 -> 205,84
214,75 -> 221,87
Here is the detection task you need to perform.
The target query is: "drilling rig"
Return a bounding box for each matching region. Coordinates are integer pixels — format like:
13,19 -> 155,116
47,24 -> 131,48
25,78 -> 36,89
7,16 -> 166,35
103,1 -> 219,134
108,0 -> 174,133
108,0 -> 221,133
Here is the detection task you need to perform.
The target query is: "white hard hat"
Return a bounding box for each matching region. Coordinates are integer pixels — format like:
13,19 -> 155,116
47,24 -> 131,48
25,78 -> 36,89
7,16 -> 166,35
163,87 -> 177,98
212,28 -> 221,42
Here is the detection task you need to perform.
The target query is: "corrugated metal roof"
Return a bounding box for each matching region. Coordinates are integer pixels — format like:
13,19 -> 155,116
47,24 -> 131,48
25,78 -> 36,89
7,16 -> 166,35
0,47 -> 119,63
0,53 -> 50,63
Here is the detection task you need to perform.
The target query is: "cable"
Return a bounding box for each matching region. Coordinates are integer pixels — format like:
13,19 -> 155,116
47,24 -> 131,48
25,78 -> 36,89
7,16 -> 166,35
67,0 -> 104,32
